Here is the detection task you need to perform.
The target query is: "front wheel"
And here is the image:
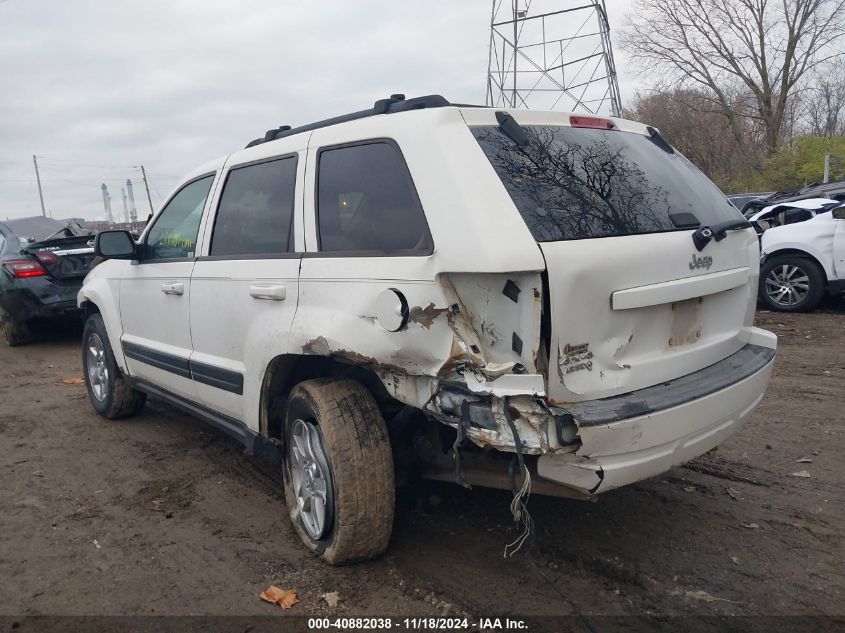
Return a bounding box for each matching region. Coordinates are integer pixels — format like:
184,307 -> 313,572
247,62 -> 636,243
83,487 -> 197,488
82,313 -> 146,418
760,255 -> 826,312
282,378 -> 395,565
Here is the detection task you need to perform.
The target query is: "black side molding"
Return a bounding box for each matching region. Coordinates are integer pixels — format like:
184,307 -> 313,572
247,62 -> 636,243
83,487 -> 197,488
122,342 -> 244,395
123,342 -> 191,379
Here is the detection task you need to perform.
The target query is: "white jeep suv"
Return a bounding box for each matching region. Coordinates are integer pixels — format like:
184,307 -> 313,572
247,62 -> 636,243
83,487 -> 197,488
79,94 -> 777,564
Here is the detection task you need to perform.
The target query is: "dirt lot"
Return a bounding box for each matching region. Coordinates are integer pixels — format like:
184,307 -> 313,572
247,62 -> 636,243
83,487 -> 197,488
1,301 -> 843,629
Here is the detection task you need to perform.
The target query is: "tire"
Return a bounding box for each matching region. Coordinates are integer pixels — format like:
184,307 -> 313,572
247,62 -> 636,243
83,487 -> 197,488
760,255 -> 826,312
82,313 -> 146,418
2,314 -> 32,346
282,378 -> 394,565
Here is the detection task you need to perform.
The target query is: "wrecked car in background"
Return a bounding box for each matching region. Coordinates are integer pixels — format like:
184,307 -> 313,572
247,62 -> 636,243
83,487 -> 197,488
78,94 -> 777,564
759,201 -> 845,312
0,216 -> 96,345
747,197 -> 839,236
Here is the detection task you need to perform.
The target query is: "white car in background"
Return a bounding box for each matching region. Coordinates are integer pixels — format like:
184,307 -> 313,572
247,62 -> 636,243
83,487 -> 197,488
759,203 -> 845,311
748,198 -> 838,235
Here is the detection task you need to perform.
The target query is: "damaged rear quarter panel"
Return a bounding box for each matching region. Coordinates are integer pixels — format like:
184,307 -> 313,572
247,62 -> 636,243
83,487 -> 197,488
290,257 -> 456,405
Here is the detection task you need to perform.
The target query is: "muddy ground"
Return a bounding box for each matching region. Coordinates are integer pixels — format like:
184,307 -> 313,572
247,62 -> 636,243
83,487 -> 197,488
1,300 -> 843,631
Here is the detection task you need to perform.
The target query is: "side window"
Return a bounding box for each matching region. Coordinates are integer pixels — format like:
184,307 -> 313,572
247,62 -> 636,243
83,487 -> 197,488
316,142 -> 432,253
144,175 -> 214,261
210,157 -> 297,256
0,233 -> 6,254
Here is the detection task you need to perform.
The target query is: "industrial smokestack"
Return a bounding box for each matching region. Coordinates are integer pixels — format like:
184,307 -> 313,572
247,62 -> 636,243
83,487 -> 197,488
101,183 -> 114,223
126,179 -> 138,222
121,187 -> 130,223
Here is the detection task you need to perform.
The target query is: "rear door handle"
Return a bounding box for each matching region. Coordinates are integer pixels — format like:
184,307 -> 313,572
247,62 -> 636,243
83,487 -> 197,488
249,284 -> 286,301
161,282 -> 184,296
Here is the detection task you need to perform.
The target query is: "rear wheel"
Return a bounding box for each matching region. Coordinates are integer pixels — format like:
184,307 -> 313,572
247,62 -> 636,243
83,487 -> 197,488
760,255 -> 826,312
1,314 -> 32,346
82,313 -> 146,418
282,378 -> 394,565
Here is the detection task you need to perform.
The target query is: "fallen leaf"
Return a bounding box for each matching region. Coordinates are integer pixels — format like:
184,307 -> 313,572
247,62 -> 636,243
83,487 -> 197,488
730,556 -> 740,565
321,591 -> 340,608
60,377 -> 85,385
725,486 -> 738,500
795,458 -> 813,464
741,522 -> 759,529
791,470 -> 812,478
93,539 -> 101,549
260,586 -> 299,609
683,485 -> 696,493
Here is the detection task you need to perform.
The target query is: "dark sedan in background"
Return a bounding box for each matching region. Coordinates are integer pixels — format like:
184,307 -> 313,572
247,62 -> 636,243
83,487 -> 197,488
0,216 -> 97,345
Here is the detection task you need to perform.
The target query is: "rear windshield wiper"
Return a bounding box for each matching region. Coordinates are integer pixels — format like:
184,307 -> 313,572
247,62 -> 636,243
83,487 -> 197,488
495,111 -> 530,147
692,219 -> 752,251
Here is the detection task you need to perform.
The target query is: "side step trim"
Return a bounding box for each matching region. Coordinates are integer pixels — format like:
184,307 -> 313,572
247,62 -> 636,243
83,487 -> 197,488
124,376 -> 282,465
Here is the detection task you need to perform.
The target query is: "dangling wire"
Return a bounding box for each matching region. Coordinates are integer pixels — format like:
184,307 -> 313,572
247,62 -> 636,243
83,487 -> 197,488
502,397 -> 534,558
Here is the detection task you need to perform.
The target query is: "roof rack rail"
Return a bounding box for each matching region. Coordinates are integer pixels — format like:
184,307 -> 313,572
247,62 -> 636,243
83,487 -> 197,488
245,94 -> 452,148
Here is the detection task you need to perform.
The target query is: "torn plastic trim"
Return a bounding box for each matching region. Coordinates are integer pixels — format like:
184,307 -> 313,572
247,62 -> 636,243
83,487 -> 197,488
425,383 -> 580,456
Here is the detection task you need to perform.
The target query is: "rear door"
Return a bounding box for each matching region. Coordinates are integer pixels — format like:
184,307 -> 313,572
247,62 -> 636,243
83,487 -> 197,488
189,150 -> 304,423
471,117 -> 759,403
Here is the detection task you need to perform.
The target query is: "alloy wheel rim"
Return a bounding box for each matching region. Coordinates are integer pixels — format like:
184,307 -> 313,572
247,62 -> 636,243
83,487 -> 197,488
289,418 -> 333,540
765,264 -> 810,307
86,333 -> 110,401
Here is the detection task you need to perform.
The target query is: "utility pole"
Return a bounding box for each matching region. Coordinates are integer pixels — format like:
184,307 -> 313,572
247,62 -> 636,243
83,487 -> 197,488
139,165 -> 155,214
32,155 -> 46,217
824,154 -> 831,183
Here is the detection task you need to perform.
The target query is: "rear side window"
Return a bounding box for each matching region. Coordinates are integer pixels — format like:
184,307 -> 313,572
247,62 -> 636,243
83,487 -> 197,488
472,125 -> 743,242
145,175 -> 214,260
316,142 -> 432,253
211,157 -> 297,256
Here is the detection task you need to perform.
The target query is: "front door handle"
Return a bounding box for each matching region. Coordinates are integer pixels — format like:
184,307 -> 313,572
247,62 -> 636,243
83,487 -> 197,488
249,284 -> 286,301
161,281 -> 184,296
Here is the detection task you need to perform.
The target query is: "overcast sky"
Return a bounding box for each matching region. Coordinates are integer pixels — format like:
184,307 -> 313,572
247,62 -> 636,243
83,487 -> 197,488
0,0 -> 637,222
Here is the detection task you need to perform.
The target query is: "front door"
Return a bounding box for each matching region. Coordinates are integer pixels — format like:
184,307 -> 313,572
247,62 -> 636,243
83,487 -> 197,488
120,174 -> 216,400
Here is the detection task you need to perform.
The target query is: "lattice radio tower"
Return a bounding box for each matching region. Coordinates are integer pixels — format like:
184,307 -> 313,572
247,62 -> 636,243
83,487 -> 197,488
485,0 -> 622,116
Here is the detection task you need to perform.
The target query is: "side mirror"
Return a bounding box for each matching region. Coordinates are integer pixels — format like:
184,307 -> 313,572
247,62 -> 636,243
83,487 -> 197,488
95,230 -> 136,259
832,207 -> 845,220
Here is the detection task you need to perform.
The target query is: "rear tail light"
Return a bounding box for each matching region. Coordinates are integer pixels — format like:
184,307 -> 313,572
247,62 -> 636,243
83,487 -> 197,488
569,115 -> 616,130
34,251 -> 60,266
2,259 -> 48,278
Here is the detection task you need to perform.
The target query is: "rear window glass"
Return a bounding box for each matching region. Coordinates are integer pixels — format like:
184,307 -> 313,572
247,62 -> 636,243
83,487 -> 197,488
472,125 -> 743,241
316,142 -> 432,253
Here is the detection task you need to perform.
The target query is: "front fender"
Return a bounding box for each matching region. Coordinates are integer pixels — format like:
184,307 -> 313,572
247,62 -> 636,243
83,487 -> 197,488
77,261 -> 127,371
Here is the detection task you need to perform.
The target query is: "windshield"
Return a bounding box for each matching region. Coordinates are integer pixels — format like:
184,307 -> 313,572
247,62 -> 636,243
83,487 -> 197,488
472,125 -> 744,242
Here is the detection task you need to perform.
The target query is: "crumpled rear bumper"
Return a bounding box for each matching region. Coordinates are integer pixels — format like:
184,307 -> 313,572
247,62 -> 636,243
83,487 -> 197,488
537,329 -> 777,494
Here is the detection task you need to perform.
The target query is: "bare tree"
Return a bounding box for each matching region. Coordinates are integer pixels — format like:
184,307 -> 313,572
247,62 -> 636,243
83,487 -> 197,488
621,0 -> 845,156
804,68 -> 845,136
625,88 -> 761,188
